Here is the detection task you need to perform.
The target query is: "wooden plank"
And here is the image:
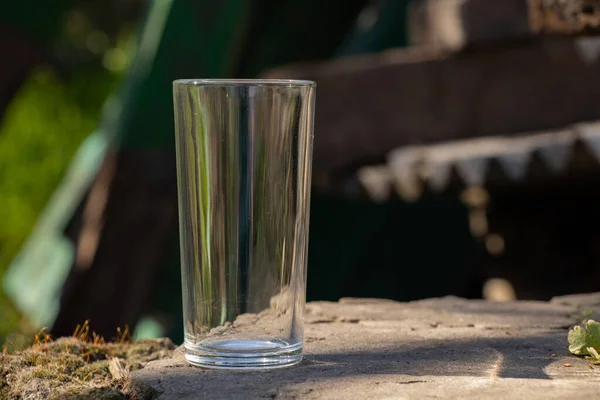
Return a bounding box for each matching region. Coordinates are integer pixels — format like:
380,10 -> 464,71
263,38 -> 600,176
409,0 -> 600,51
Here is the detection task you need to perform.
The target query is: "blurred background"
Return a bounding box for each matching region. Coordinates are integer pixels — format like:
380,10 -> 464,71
2,0 -> 600,349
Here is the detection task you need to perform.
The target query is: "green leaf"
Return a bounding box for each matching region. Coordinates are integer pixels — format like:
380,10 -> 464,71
568,320 -> 600,356
585,347 -> 600,365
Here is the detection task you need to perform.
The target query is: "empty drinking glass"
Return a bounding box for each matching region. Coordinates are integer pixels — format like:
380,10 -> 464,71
173,79 -> 316,369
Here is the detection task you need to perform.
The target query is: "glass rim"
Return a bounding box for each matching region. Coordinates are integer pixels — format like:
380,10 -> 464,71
173,79 -> 316,88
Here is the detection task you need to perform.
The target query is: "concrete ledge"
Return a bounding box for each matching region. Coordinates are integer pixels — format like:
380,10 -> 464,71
127,294 -> 600,399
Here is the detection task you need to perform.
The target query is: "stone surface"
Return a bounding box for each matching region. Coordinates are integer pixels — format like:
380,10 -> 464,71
127,294 -> 600,399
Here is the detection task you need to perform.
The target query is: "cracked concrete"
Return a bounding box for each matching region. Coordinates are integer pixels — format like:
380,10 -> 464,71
127,294 -> 600,399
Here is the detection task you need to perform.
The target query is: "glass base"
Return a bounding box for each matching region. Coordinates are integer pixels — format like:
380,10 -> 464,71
184,339 -> 303,370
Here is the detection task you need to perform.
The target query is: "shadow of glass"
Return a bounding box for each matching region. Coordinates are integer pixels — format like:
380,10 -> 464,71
308,332 -> 563,380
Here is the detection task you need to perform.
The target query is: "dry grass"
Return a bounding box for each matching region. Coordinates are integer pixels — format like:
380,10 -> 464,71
0,323 -> 175,400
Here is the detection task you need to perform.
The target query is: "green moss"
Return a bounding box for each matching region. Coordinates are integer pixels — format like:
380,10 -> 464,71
73,360 -> 110,381
0,337 -> 174,399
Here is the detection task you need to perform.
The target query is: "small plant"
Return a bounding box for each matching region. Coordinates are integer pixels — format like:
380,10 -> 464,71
568,319 -> 600,364
115,325 -> 131,344
72,320 -> 91,342
33,327 -> 53,345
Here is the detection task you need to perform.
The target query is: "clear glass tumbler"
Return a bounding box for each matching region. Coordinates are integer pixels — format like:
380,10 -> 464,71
173,79 -> 315,369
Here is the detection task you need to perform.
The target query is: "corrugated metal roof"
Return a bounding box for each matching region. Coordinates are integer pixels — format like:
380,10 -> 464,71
359,121 -> 600,201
